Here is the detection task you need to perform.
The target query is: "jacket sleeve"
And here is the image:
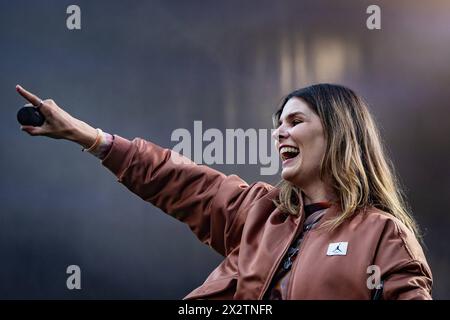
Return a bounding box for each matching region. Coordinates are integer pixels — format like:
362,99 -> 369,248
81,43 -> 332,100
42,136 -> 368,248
373,218 -> 433,300
100,135 -> 273,256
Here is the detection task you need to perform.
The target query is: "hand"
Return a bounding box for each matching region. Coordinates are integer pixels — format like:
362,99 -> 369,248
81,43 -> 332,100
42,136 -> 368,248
16,84 -> 98,147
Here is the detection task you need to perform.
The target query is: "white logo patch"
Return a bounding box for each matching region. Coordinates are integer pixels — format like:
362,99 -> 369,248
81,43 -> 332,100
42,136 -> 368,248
327,242 -> 348,256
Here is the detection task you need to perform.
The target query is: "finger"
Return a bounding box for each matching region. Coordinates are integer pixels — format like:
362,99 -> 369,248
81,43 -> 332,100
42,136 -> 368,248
20,125 -> 42,136
16,85 -> 42,106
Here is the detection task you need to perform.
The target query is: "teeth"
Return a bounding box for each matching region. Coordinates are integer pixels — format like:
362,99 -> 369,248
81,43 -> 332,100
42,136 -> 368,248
280,146 -> 299,154
279,146 -> 300,161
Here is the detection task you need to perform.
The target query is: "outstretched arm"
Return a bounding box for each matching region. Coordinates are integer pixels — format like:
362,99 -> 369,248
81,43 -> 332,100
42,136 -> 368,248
16,85 -> 274,256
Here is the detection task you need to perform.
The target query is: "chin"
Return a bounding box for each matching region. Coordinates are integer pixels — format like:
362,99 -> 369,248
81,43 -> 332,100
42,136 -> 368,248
281,168 -> 296,183
281,159 -> 300,178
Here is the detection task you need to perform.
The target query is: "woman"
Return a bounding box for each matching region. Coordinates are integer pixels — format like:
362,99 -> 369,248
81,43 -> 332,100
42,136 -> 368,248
16,83 -> 432,299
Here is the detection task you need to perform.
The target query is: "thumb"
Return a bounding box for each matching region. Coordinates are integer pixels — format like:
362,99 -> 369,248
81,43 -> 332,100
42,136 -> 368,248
20,125 -> 43,136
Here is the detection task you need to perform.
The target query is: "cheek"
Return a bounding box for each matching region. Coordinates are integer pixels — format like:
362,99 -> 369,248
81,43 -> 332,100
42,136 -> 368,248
315,136 -> 327,155
312,139 -> 327,161
289,125 -> 326,161
301,136 -> 327,164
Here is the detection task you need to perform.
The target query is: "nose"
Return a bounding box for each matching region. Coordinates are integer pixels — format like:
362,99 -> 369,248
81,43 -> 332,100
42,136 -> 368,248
272,124 -> 288,142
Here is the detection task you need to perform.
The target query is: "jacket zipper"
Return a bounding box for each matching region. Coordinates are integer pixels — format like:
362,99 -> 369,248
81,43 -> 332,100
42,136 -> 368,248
257,218 -> 304,300
285,229 -> 313,299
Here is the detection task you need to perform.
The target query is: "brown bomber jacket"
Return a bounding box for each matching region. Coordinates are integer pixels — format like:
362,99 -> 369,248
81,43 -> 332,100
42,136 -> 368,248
101,135 -> 433,300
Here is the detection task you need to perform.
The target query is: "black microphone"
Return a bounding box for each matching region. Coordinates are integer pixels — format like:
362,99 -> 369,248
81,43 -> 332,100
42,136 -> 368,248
17,106 -> 46,126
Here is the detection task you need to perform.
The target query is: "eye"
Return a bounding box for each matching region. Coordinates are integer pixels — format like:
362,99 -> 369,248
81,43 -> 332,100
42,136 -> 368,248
292,119 -> 303,126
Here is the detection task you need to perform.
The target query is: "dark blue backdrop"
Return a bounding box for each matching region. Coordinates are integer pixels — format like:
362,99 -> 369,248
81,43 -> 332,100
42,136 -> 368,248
1,0 -> 449,298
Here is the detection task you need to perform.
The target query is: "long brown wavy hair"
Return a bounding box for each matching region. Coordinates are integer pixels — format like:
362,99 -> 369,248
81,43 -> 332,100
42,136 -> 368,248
273,84 -> 420,238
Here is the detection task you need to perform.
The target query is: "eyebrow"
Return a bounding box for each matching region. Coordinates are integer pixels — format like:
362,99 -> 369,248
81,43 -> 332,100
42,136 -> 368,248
278,111 -> 307,125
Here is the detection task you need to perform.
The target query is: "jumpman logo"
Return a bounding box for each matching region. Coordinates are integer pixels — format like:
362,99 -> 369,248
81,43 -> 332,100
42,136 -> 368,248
332,243 -> 343,253
327,242 -> 348,256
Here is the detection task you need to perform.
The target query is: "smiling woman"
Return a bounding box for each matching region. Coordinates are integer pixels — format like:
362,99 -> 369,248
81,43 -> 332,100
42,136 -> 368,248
273,97 -> 330,206
272,85 -> 419,235
16,82 -> 432,300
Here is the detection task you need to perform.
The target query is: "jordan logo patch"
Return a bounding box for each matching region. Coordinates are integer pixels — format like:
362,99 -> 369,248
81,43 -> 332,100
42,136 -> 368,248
327,242 -> 348,256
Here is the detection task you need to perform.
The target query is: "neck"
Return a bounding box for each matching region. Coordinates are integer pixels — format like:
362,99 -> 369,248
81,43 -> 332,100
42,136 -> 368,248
300,179 -> 337,206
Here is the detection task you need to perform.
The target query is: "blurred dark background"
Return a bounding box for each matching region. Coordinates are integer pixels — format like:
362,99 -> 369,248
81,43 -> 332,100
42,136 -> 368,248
1,0 -> 449,299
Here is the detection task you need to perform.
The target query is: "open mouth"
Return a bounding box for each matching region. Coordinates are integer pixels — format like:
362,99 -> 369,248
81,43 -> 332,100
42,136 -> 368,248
279,146 -> 300,162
